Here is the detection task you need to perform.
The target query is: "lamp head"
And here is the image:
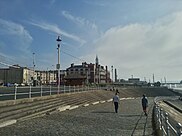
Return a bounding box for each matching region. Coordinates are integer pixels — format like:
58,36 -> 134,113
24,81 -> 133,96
56,36 -> 62,42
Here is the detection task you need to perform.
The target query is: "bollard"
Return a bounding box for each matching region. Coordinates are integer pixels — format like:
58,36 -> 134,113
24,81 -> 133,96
165,112 -> 170,136
177,123 -> 182,136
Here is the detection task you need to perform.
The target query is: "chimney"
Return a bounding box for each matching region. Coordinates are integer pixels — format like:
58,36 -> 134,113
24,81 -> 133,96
71,63 -> 74,67
115,68 -> 117,82
106,66 -> 108,83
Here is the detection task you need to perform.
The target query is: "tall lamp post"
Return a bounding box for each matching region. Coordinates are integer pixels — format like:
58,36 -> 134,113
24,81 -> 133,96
56,36 -> 61,94
33,52 -> 35,86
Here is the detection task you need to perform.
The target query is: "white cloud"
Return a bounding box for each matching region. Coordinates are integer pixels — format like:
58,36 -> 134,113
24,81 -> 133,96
62,10 -> 98,31
84,11 -> 182,81
0,18 -> 33,47
29,20 -> 86,46
0,18 -> 33,54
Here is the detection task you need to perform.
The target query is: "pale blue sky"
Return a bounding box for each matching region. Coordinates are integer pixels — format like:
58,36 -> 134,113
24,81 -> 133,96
1,0 -> 182,82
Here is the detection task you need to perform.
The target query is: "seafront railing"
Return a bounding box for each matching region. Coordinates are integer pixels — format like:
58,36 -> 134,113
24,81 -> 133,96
153,104 -> 182,136
0,85 -> 106,101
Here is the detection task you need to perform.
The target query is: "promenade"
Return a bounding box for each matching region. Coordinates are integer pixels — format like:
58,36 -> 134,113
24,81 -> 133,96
0,97 -> 154,136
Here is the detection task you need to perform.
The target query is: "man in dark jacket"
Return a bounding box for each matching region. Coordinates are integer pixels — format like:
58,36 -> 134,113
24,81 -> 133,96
142,94 -> 148,116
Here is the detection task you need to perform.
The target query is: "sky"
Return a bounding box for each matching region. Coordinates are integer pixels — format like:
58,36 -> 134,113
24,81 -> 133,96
1,0 -> 182,82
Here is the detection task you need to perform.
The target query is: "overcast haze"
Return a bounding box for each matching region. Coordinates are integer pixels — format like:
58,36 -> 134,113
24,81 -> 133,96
0,0 -> 182,82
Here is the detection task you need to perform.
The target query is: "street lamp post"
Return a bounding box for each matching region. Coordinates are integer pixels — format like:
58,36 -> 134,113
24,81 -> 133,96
111,65 -> 113,83
56,36 -> 61,94
33,52 -> 35,86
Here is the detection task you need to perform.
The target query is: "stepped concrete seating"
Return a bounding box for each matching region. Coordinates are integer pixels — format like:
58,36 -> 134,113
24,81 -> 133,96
0,90 -> 115,124
0,97 -> 155,136
0,87 -> 177,130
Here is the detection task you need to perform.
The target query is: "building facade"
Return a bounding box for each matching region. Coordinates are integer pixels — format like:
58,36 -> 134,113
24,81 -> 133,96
0,65 -> 57,86
0,57 -> 110,86
0,65 -> 33,85
65,60 -> 111,86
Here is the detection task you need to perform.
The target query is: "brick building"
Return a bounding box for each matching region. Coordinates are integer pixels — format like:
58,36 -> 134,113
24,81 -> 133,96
65,57 -> 111,86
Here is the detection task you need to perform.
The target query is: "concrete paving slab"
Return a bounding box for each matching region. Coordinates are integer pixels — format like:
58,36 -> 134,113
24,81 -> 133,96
0,98 -> 155,136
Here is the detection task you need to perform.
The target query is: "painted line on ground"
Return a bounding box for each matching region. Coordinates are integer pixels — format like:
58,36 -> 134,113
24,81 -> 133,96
107,99 -> 112,102
83,104 -> 89,107
67,105 -> 79,110
0,120 -> 17,128
100,100 -> 106,103
92,101 -> 100,105
120,97 -> 135,101
57,105 -> 71,112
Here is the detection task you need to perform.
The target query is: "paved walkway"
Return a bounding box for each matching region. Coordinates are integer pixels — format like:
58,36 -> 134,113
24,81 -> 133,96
0,98 -> 154,136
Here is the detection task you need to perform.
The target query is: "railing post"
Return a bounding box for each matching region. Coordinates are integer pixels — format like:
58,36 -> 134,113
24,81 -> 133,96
14,86 -> 17,100
74,85 -> 75,92
50,85 -> 51,95
29,85 -> 31,98
177,123 -> 182,136
82,85 -> 84,91
156,105 -> 159,127
64,85 -> 65,93
41,85 -> 42,97
165,112 -> 170,136
160,108 -> 163,129
69,85 -> 71,93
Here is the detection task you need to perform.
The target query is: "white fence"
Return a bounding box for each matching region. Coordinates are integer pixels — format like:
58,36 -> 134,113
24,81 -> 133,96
0,85 -> 106,101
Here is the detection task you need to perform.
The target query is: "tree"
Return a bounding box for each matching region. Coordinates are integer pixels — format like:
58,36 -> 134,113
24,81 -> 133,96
153,81 -> 161,87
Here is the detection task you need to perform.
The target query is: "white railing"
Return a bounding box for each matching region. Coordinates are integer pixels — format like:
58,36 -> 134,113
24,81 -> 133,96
0,85 -> 106,101
154,104 -> 182,136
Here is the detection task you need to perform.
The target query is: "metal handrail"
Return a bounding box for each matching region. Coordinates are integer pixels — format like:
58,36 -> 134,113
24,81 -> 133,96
0,85 -> 103,101
154,104 -> 182,136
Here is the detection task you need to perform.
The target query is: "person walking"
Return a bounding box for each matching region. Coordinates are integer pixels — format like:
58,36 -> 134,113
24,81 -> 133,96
142,94 -> 148,116
113,92 -> 120,113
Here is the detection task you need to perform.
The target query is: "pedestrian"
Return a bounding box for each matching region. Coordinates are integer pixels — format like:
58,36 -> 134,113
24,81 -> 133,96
116,89 -> 119,94
113,92 -> 120,113
142,94 -> 148,116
